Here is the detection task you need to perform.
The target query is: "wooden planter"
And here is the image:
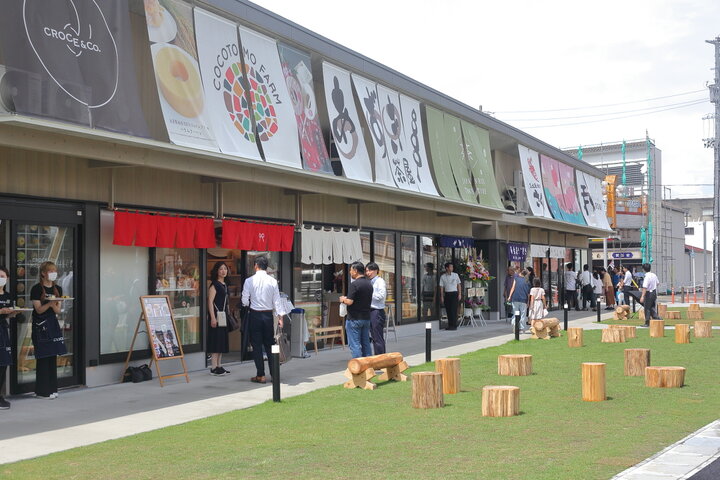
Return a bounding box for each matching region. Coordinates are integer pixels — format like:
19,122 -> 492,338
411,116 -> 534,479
481,386 -> 520,417
567,327 -> 584,348
411,372 -> 444,409
674,324 -> 690,344
601,328 -> 626,343
435,358 -> 461,394
694,320 -> 713,338
649,320 -> 665,338
497,354 -> 533,376
624,348 -> 650,376
581,362 -> 606,402
645,366 -> 685,388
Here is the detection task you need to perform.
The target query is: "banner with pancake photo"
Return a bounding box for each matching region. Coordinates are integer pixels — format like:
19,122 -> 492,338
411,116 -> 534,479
143,0 -> 218,151
238,26 -> 302,170
277,43 -> 334,175
193,8 -> 262,161
518,144 -> 552,218
0,0 -> 149,137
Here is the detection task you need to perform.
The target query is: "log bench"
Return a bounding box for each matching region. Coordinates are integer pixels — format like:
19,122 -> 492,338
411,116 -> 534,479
531,317 -> 559,339
344,352 -> 408,389
310,326 -> 345,355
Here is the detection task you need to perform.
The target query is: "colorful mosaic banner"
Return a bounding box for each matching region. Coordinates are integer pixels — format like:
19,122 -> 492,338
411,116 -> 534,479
540,155 -> 586,225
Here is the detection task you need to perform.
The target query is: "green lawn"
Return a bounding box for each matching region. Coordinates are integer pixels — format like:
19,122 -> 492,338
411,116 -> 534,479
602,306 -> 720,326
3,331 -> 719,480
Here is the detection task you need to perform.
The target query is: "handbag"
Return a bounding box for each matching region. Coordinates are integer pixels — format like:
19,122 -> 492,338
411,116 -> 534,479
226,312 -> 239,332
214,283 -> 229,327
139,364 -> 153,381
543,308 -> 549,318
123,366 -> 145,383
274,323 -> 291,364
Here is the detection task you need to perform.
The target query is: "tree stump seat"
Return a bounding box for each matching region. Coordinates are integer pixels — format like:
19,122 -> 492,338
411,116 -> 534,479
649,319 -> 665,338
624,348 -> 650,376
601,328 -> 626,343
582,362 -> 606,402
645,366 -> 685,388
435,358 -> 461,394
674,324 -> 690,344
567,327 -> 583,348
481,386 -> 520,417
694,320 -> 713,338
497,354 -> 532,376
412,372 -> 444,408
665,311 -> 681,320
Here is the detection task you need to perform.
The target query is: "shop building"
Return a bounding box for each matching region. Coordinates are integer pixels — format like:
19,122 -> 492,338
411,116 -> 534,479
0,0 -> 611,393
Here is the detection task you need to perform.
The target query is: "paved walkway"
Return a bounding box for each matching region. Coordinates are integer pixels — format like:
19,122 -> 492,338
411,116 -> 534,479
1,309 -> 718,479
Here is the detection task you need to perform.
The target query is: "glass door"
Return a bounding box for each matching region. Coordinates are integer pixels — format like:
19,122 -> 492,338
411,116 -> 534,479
11,223 -> 78,393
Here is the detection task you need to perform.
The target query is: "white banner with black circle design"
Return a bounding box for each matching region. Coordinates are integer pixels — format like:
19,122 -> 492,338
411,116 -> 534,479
576,170 -> 612,230
399,94 -> 438,196
376,83 -> 418,191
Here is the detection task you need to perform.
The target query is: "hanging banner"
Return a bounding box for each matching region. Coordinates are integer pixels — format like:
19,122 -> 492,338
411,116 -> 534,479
443,114 -> 477,204
576,170 -> 612,230
540,155 -> 585,225
277,43 -> 333,174
556,162 -> 586,225
0,0 -> 149,137
424,106 -> 461,201
143,0 -> 217,151
461,120 -> 503,209
507,242 -> 528,263
194,8 -> 261,161
399,94 -> 438,196
376,84 -> 419,191
351,74 -> 395,187
518,145 -> 551,218
238,26 -> 302,169
549,246 -> 567,258
529,244 -> 549,258
321,62 -> 373,182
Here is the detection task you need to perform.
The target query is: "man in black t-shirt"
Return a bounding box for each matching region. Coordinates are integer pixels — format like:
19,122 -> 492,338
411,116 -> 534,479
339,262 -> 373,358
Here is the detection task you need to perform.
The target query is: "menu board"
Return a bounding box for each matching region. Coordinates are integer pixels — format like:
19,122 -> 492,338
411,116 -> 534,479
140,295 -> 182,359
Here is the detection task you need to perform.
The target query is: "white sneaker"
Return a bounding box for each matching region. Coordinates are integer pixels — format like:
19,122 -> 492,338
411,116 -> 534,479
50,393 -> 59,399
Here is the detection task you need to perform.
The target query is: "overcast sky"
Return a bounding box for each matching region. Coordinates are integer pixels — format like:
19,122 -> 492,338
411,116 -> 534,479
255,0 -> 719,202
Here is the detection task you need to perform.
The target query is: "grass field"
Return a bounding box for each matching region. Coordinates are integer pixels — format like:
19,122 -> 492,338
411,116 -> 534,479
3,331 -> 719,480
602,306 -> 720,326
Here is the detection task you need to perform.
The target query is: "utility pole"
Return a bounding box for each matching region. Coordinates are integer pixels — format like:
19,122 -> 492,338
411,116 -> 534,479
706,36 -> 720,304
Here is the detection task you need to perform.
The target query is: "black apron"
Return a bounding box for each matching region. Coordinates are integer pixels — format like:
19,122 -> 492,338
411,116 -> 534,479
0,293 -> 13,366
31,307 -> 67,359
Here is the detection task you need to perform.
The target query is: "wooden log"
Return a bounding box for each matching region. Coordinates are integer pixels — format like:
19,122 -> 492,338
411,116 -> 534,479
624,348 -> 650,376
411,372 -> 444,408
378,361 -> 409,382
688,303 -> 701,311
348,352 -> 403,375
665,311 -> 681,320
649,319 -> 665,338
343,368 -> 376,390
694,320 -> 713,338
658,304 -> 668,317
615,306 -> 626,316
621,305 -> 631,313
611,324 -> 636,339
481,386 -> 520,417
601,328 -> 626,343
645,366 -> 685,388
567,327 -> 584,348
581,362 -> 606,401
435,358 -> 461,394
531,317 -> 560,339
674,324 -> 690,344
497,354 -> 533,376
687,310 -> 704,320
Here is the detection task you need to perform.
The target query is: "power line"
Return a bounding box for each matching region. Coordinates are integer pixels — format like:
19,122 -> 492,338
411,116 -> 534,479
513,99 -> 707,129
495,89 -> 706,114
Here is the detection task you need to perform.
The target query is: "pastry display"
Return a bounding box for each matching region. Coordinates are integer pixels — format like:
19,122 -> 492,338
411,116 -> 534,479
16,283 -> 24,293
17,236 -> 25,247
155,45 -> 204,118
17,251 -> 25,262
17,298 -> 25,308
16,267 -> 25,277
144,0 -> 164,27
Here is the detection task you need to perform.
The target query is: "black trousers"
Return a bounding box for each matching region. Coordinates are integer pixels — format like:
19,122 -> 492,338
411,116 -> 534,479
644,291 -> 659,322
444,292 -> 459,329
0,365 -> 6,396
370,308 -> 386,355
35,355 -> 58,397
565,289 -> 577,309
249,310 -> 275,378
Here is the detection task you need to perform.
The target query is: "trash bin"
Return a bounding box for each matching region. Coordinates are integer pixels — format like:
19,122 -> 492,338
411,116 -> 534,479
290,308 -> 310,358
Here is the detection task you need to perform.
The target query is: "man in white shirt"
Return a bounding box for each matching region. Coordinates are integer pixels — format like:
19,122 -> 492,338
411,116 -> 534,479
366,262 -> 387,355
579,264 -> 594,310
617,265 -> 634,306
439,262 -> 462,330
242,256 -> 281,384
564,263 -> 578,311
639,263 -> 660,326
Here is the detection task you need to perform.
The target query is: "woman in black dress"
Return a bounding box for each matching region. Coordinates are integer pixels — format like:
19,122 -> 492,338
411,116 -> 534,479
207,262 -> 230,376
30,261 -> 67,399
0,266 -> 20,409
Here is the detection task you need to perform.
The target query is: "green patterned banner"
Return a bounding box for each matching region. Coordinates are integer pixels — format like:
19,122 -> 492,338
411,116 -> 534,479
424,106 -> 461,201
461,120 -> 503,209
442,114 -> 477,204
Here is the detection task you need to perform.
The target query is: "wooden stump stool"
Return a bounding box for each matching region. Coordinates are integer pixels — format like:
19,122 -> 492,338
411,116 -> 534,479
497,354 -> 533,376
567,327 -> 584,348
687,310 -> 704,320
481,386 -> 520,417
649,319 -> 665,337
645,366 -> 685,388
658,303 -> 668,318
435,358 -> 460,394
694,320 -> 713,338
688,303 -> 701,311
411,372 -> 444,409
624,348 -> 650,376
610,324 -> 636,339
665,311 -> 681,320
581,362 -> 606,402
601,328 -> 626,343
674,324 -> 690,344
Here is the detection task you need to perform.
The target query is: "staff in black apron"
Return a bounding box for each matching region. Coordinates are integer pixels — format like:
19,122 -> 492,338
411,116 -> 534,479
30,261 -> 67,399
0,266 -> 20,409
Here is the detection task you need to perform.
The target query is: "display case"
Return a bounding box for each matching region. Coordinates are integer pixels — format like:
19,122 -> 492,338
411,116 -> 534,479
153,248 -> 201,346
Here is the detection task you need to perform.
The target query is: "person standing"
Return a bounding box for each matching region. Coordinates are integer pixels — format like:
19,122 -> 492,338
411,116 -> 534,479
0,266 -> 20,409
579,264 -> 593,310
592,271 -> 604,310
503,266 -> 515,323
30,261 -> 67,399
241,256 -> 281,384
207,262 -> 230,376
365,262 -> 386,355
421,263 -> 436,321
508,269 -> 531,332
439,262 -> 462,330
339,262 -> 373,358
639,263 -> 660,326
527,267 -> 536,288
528,278 -> 547,328
601,268 -> 615,310
618,265 -> 634,306
564,263 -> 578,311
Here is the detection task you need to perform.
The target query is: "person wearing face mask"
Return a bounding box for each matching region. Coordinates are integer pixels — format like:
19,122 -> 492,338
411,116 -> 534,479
0,266 -> 20,409
30,261 -> 67,399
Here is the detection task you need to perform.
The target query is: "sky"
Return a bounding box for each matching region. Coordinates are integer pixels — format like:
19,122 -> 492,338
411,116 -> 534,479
253,0 -> 719,202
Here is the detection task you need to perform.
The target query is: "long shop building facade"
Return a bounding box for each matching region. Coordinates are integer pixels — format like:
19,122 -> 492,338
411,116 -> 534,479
0,0 -> 611,394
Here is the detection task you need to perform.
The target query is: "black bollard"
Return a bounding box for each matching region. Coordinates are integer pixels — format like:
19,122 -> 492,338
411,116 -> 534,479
632,297 -> 636,313
271,345 -> 280,402
425,322 -> 432,363
563,303 -> 569,330
597,300 -> 601,322
514,310 -> 520,341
